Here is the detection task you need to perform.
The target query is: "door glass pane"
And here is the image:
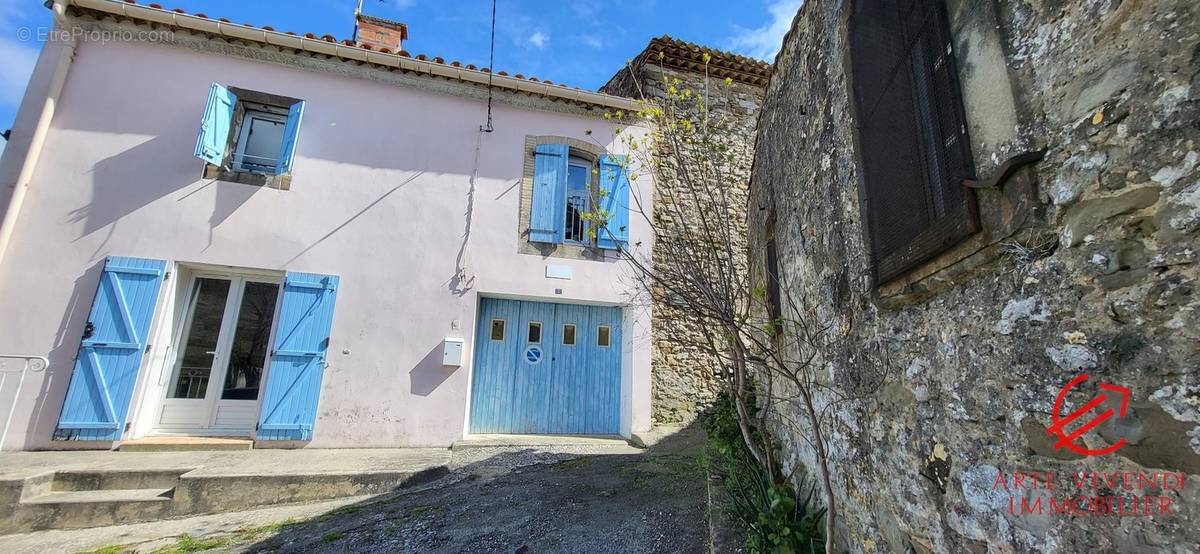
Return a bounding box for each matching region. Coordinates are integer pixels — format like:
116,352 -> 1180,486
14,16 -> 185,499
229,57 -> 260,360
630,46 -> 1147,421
562,324 -> 576,345
490,319 -> 505,341
528,322 -> 542,344
222,281 -> 280,400
169,278 -> 231,399
597,325 -> 611,347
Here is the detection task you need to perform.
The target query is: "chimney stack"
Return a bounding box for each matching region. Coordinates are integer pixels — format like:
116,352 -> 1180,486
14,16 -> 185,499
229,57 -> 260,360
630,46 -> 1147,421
354,13 -> 408,52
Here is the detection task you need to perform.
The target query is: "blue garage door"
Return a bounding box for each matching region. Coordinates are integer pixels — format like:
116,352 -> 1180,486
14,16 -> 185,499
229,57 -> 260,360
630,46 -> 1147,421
469,298 -> 621,435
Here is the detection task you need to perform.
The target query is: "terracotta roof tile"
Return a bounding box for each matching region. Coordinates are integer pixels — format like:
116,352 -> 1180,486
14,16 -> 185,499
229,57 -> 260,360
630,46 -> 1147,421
602,35 -> 772,92
64,0 -> 638,111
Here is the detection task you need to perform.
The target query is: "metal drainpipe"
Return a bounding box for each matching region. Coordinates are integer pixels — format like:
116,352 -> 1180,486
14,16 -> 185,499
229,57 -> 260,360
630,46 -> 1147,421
0,0 -> 76,269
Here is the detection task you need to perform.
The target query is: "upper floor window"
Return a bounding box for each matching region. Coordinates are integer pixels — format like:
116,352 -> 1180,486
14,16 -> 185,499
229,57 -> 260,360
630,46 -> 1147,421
233,104 -> 289,173
529,143 -> 629,250
194,82 -> 305,179
565,156 -> 592,243
848,0 -> 976,284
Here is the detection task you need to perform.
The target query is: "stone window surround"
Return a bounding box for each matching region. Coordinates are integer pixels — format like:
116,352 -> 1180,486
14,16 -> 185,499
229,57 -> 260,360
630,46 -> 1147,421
517,135 -> 616,261
202,87 -> 302,190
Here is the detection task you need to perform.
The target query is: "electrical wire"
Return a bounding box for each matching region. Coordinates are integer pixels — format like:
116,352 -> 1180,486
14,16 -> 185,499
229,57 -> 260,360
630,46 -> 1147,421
481,0 -> 497,133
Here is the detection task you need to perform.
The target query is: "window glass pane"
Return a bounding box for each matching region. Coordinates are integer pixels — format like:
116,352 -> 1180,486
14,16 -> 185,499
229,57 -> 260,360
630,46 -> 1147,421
221,281 -> 279,400
565,161 -> 591,243
528,322 -> 542,343
597,325 -> 611,347
490,319 -> 505,341
562,324 -> 576,345
237,110 -> 285,171
169,278 -> 231,399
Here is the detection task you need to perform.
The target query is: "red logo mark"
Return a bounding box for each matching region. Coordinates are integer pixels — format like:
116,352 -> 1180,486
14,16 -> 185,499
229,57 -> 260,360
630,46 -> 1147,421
1047,373 -> 1131,457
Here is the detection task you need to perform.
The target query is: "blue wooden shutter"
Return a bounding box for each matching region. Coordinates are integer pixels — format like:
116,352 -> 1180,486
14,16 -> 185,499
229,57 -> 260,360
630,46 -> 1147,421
597,154 -> 630,250
193,82 -> 237,166
274,100 -> 305,175
530,143 -> 568,244
54,257 -> 166,441
256,272 -> 339,441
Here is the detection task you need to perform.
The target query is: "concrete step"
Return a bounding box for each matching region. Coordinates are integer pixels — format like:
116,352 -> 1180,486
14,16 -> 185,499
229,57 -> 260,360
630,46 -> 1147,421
15,487 -> 175,532
118,437 -> 253,452
50,469 -> 187,491
23,487 -> 174,504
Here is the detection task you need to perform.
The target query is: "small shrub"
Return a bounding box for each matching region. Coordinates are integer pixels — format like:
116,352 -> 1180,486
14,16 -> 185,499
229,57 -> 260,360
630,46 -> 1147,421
705,391 -> 825,553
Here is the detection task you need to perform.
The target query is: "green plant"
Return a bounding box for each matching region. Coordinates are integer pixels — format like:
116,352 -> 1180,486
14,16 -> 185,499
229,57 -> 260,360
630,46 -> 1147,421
151,533 -> 229,553
706,392 -> 825,553
319,531 -> 344,544
78,546 -> 130,554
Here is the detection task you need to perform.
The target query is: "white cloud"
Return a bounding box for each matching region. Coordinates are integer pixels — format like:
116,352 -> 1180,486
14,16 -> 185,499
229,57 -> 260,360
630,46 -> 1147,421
527,31 -> 548,50
0,38 -> 38,106
579,34 -> 603,49
726,0 -> 803,61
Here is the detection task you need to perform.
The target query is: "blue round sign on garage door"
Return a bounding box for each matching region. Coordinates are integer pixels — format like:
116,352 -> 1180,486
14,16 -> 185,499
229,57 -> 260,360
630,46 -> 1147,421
525,346 -> 543,364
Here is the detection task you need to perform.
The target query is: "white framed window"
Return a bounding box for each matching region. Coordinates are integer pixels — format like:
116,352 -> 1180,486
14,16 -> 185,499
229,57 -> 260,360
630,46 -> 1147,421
490,319 -> 506,341
233,106 -> 288,173
562,323 -> 576,345
564,156 -> 592,243
527,321 -> 542,344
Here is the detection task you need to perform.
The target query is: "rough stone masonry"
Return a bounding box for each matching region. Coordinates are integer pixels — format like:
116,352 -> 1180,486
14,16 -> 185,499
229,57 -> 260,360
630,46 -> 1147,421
748,0 -> 1199,551
603,38 -> 768,425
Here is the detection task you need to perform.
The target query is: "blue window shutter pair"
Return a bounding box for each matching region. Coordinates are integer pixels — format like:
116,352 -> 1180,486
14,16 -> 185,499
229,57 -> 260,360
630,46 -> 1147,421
530,143 -> 569,244
54,257 -> 167,441
597,154 -> 630,250
256,272 -> 340,441
193,82 -> 305,175
53,257 -> 340,443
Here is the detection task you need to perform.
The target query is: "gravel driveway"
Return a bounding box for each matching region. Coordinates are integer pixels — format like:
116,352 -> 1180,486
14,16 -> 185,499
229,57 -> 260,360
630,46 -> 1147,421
238,428 -> 709,553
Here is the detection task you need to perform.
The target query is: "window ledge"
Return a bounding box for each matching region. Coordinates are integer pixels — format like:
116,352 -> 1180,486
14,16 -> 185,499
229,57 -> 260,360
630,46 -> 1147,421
877,165 -> 1042,303
519,236 -> 615,261
204,164 -> 292,190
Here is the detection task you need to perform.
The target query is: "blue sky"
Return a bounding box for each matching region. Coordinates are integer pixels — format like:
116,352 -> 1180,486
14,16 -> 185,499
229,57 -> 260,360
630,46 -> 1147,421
0,0 -> 801,158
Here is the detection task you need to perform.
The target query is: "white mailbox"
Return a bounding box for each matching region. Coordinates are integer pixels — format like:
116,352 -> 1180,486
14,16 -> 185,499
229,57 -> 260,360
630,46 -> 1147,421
442,338 -> 465,366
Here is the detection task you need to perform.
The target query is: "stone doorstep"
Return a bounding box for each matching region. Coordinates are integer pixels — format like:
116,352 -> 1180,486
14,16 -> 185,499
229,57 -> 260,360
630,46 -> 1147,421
1,460 -> 450,535
629,426 -> 689,449
118,437 -> 254,452
451,434 -> 631,450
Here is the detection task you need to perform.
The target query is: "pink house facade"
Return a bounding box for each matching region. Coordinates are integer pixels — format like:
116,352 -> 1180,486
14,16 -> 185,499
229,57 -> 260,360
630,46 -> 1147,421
0,0 -> 654,450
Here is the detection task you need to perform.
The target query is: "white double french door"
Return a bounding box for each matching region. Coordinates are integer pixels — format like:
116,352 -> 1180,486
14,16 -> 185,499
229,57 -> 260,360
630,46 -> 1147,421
155,274 -> 281,436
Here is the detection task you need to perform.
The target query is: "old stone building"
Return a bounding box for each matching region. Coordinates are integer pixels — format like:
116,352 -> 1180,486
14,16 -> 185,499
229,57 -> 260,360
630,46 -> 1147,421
749,0 -> 1198,551
603,37 -> 770,424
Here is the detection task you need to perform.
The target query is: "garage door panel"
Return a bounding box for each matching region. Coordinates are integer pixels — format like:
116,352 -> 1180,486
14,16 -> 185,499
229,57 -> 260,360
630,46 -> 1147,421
469,298 -> 620,435
468,298 -> 522,434
589,305 -> 622,435
548,303 -> 590,434
513,301 -> 555,434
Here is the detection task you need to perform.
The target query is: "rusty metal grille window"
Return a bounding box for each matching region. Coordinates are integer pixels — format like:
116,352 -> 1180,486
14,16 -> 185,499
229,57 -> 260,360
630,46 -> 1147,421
849,0 -> 977,285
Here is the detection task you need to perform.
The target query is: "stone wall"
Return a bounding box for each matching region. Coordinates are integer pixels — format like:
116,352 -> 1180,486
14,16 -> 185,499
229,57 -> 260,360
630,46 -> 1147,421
748,0 -> 1200,551
605,60 -> 765,425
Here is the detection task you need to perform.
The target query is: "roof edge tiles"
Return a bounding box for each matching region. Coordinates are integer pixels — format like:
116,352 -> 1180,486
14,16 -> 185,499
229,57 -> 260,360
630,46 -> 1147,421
602,35 -> 772,93
66,0 -> 638,112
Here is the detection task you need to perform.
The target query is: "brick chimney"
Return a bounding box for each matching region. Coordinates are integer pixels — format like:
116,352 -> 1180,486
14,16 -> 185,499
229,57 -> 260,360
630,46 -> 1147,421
354,13 -> 408,51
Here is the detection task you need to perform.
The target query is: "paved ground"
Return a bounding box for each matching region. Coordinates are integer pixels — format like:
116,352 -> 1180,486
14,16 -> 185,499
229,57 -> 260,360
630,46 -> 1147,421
1,426 -> 711,553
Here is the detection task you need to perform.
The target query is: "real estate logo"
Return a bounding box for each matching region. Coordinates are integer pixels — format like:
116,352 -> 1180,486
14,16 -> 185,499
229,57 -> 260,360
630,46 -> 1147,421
989,373 -> 1186,517
1047,373 -> 1131,457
